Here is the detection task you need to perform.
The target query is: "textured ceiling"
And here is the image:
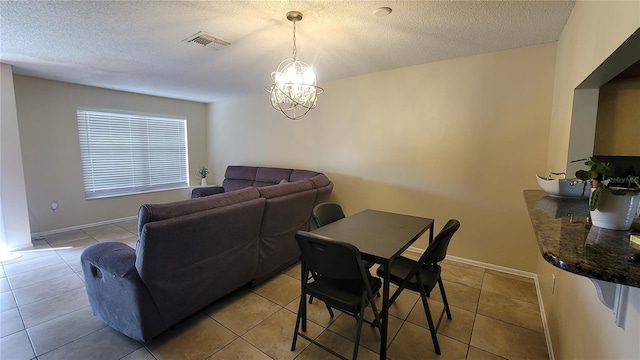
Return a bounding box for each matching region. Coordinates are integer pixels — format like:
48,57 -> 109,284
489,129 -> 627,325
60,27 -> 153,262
0,1 -> 575,103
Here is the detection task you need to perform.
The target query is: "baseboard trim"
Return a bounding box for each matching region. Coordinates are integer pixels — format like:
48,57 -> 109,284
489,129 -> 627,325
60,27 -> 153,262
536,277 -> 555,360
407,246 -> 536,278
406,246 -> 554,360
31,215 -> 138,240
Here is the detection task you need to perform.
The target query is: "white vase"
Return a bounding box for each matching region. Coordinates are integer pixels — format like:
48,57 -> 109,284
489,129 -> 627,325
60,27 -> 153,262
590,189 -> 640,230
201,178 -> 207,186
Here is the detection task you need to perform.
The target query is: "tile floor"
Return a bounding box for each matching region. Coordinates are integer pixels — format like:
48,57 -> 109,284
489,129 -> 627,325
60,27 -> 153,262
1,219 -> 549,359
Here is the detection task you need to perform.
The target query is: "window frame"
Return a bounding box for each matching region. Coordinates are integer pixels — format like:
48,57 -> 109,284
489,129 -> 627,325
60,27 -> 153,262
77,108 -> 190,200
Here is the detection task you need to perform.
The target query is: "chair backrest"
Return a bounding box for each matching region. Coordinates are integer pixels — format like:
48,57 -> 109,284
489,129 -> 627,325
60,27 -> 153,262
418,219 -> 460,265
295,231 -> 365,281
312,202 -> 345,227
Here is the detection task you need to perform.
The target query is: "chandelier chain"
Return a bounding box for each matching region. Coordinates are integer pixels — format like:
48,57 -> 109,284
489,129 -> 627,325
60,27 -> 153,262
292,20 -> 297,61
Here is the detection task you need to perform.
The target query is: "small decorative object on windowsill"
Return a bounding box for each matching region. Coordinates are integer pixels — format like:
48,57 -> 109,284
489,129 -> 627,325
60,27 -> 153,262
572,157 -> 640,230
197,166 -> 209,186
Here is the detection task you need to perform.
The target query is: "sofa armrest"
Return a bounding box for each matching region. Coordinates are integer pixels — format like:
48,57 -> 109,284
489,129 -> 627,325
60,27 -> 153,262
81,242 -> 166,342
82,242 -> 137,277
191,186 -> 225,198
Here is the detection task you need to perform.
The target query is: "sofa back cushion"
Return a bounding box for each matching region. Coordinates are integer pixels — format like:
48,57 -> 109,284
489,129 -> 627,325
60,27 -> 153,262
310,174 -> 334,214
223,178 -> 255,192
221,166 -> 323,192
135,197 -> 265,326
222,166 -> 258,192
137,187 -> 260,236
290,169 -> 320,182
256,181 -> 317,281
309,174 -> 330,188
257,178 -> 313,199
225,165 -> 258,180
254,167 -> 293,187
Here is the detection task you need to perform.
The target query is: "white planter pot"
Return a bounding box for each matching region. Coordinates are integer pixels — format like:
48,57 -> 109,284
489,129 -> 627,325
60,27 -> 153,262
201,178 -> 207,186
590,189 -> 640,230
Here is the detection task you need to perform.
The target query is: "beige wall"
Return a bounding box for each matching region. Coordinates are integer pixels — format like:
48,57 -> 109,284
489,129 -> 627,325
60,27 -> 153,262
539,1 -> 640,359
14,76 -> 209,233
593,77 -> 640,156
210,43 -> 557,272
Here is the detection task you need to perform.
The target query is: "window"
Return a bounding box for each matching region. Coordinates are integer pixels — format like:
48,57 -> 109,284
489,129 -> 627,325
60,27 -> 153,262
77,108 -> 189,199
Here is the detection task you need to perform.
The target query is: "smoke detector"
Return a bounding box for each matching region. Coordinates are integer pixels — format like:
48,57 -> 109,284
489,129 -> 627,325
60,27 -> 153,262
183,31 -> 231,50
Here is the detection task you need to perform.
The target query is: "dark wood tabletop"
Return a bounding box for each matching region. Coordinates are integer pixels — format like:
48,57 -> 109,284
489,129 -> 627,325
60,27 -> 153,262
311,209 -> 434,261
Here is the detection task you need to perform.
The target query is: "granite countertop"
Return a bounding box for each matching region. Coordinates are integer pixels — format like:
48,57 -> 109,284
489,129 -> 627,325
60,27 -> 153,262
524,190 -> 640,288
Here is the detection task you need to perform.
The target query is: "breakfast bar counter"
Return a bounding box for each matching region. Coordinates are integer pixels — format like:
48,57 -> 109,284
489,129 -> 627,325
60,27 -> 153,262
524,190 -> 640,288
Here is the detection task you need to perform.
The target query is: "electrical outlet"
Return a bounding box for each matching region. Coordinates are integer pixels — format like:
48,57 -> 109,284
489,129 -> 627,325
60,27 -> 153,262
551,274 -> 556,294
51,201 -> 58,213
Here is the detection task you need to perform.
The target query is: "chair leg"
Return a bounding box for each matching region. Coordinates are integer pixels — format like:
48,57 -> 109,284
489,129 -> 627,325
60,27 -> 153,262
311,295 -> 334,317
307,289 -> 334,318
308,271 -> 315,304
291,295 -> 305,351
420,290 -> 441,355
369,295 -> 381,328
325,303 -> 334,317
309,273 -> 336,318
438,278 -> 452,320
302,295 -> 308,332
352,299 -> 368,360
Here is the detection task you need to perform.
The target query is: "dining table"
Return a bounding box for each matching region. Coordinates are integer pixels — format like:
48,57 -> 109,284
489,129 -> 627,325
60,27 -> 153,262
310,209 -> 434,359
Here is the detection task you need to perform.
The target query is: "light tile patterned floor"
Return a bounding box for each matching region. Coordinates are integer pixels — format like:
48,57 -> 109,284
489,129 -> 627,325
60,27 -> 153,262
1,219 -> 549,359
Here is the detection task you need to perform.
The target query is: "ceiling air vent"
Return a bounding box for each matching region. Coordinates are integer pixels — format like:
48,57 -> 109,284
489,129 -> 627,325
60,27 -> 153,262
182,31 -> 231,50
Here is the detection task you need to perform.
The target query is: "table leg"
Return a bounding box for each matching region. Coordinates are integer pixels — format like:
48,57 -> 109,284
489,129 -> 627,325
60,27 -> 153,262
380,259 -> 390,359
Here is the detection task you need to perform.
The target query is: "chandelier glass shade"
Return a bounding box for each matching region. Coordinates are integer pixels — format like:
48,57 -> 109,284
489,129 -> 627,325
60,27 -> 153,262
266,11 -> 323,120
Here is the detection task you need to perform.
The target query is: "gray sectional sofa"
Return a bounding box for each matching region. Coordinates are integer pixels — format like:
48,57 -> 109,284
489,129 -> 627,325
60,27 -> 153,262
81,165 -> 333,342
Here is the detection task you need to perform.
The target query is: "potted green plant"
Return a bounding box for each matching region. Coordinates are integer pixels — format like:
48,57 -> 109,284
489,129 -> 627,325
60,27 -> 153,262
572,157 -> 640,230
197,166 -> 209,186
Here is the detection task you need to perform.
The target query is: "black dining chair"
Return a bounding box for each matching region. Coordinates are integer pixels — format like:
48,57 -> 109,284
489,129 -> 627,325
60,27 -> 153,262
312,202 -> 346,228
312,202 -> 375,271
292,231 -> 381,360
310,202 -> 377,307
309,202 -> 351,306
376,219 -> 460,355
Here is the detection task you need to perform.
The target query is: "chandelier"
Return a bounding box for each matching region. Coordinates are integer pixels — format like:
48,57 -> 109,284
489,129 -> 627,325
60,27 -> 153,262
266,11 -> 323,120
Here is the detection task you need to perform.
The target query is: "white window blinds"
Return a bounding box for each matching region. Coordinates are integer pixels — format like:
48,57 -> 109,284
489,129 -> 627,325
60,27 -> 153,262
77,108 -> 189,199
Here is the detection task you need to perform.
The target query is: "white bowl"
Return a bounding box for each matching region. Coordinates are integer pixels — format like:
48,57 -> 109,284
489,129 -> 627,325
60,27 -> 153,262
536,175 -> 589,199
